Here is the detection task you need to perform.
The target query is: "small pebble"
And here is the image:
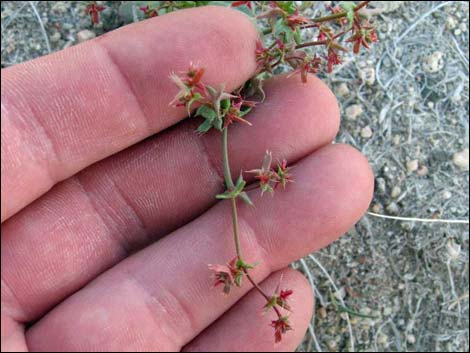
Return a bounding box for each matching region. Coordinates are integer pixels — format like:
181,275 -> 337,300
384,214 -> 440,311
417,165 -> 429,176
317,306 -> 327,319
422,51 -> 445,73
393,135 -> 401,145
407,334 -> 416,345
327,340 -> 337,351
360,67 -> 375,85
406,159 -> 419,173
446,16 -> 458,30
454,28 -> 462,35
76,29 -> 96,43
345,104 -> 363,120
383,307 -> 393,316
336,82 -> 350,97
361,125 -> 373,138
391,186 -> 401,198
452,148 -> 469,170
377,333 -> 389,345
446,239 -> 461,260
376,177 -> 387,195
386,202 -> 399,214
442,190 -> 452,199
50,31 -> 61,43
371,203 -> 383,213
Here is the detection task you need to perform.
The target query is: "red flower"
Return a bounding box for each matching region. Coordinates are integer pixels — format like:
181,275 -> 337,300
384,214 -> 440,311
184,63 -> 206,93
85,2 -> 105,25
223,98 -> 256,128
278,289 -> 293,310
231,1 -> 253,10
271,316 -> 292,343
325,47 -> 343,73
208,257 -> 240,294
139,6 -> 158,18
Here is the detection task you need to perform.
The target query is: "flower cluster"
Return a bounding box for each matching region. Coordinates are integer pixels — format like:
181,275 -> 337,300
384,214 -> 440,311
167,1 -> 379,344
239,1 -> 377,81
247,151 -> 293,195
170,64 -> 257,134
264,278 -> 294,312
209,257 -> 256,294
271,316 -> 292,343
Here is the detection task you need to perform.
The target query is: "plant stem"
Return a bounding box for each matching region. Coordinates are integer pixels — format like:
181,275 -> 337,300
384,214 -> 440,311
222,128 -> 235,189
294,39 -> 327,49
220,127 -> 282,319
230,198 -> 242,258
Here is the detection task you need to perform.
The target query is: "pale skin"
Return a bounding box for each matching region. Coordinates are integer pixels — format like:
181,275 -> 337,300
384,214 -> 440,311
1,6 -> 374,352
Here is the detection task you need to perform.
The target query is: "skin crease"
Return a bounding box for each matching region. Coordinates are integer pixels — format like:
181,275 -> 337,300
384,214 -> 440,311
1,6 -> 374,352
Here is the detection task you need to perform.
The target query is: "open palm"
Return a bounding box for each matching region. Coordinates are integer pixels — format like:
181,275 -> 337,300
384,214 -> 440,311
1,6 -> 373,352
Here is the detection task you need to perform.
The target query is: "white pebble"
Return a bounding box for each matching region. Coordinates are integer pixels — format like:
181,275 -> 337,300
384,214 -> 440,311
452,148 -> 469,170
361,126 -> 373,138
336,82 -> 350,97
422,51 -> 445,73
407,334 -> 416,345
406,159 -> 419,172
77,30 -> 96,43
383,307 -> 393,316
345,104 -> 363,120
50,31 -> 61,43
391,186 -> 401,198
360,67 -> 375,85
446,16 -> 458,30
446,239 -> 461,260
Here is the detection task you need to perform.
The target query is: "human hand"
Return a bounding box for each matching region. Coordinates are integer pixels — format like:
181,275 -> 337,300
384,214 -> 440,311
1,6 -> 373,352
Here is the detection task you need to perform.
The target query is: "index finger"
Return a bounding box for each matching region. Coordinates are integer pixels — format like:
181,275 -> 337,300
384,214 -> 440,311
0,5 -> 258,222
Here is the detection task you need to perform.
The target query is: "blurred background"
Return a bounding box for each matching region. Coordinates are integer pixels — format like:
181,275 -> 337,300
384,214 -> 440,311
2,1 -> 468,351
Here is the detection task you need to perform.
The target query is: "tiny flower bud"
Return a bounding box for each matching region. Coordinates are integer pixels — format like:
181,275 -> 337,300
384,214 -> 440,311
271,316 -> 292,343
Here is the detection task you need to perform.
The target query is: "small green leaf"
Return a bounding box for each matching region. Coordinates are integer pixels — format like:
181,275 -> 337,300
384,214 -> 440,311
220,98 -> 231,115
261,182 -> 274,195
196,119 -> 213,134
196,105 -> 217,120
276,1 -> 297,14
239,107 -> 252,117
293,29 -> 302,44
239,191 -> 254,206
186,92 -> 202,115
274,18 -> 294,44
236,258 -> 258,270
264,296 -> 278,311
339,1 -> 355,28
234,271 -> 243,287
212,116 -> 223,131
